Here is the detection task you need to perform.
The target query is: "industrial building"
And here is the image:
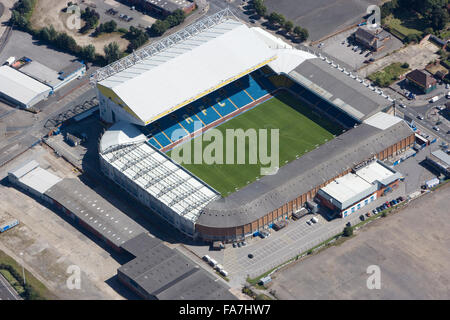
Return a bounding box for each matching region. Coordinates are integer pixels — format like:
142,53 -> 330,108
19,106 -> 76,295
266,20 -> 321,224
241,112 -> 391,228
316,161 -> 402,217
0,65 -> 51,108
426,149 -> 450,177
8,162 -> 235,300
118,233 -> 235,300
92,9 -> 413,242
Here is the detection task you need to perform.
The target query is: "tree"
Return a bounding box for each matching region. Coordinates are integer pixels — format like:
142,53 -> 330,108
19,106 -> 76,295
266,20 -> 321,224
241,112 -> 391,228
81,44 -> 96,61
343,226 -> 353,237
284,20 -> 293,33
254,0 -> 267,17
149,19 -> 169,36
294,26 -> 309,42
104,42 -> 121,64
431,8 -> 449,30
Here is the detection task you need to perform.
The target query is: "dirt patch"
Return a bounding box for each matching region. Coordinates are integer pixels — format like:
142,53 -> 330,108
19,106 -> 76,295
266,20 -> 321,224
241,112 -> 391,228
30,0 -> 129,54
269,183 -> 450,299
359,41 -> 440,78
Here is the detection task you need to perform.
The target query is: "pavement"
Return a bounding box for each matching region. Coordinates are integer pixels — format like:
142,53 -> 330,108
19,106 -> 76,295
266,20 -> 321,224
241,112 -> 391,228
185,180 -> 408,288
269,182 -> 450,299
0,273 -> 21,300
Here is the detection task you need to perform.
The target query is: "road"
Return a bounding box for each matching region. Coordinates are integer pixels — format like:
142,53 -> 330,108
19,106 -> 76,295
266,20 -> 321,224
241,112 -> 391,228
397,97 -> 449,142
0,273 -> 21,300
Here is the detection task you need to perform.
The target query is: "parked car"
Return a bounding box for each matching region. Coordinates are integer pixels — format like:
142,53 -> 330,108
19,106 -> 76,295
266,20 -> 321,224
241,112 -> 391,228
237,242 -> 241,247
433,126 -> 440,131
346,222 -> 351,227
306,220 -> 312,225
242,241 -> 247,246
399,103 -> 406,108
360,215 -> 365,221
372,209 -> 377,215
417,114 -> 424,120
248,253 -> 254,259
366,212 -> 371,217
232,242 -> 237,248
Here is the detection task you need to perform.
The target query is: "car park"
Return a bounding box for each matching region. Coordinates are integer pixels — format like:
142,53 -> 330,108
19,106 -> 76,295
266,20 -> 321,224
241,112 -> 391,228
232,242 -> 237,248
372,209 -> 377,215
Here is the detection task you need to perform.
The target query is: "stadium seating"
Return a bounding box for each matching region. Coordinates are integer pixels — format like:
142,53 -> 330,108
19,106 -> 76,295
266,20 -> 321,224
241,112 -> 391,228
144,71 -> 273,150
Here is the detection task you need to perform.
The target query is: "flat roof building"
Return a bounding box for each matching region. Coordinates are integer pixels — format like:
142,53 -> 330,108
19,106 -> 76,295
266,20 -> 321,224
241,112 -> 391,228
317,161 -> 402,217
0,65 -> 51,108
426,149 -> 450,177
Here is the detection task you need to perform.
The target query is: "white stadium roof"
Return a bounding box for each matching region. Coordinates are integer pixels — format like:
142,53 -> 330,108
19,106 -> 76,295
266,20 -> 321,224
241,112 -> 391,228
0,66 -> 51,108
97,17 -> 276,125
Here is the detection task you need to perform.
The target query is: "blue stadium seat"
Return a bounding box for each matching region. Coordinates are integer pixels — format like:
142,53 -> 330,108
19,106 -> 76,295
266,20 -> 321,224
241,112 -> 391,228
209,90 -> 237,118
148,138 -> 162,149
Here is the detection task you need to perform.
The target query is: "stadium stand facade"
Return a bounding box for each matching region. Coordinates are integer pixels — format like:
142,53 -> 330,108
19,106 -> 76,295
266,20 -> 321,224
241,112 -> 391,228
94,9 -> 414,241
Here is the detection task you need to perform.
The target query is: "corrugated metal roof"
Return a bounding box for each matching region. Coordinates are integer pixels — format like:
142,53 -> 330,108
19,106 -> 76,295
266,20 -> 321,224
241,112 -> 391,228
0,66 -> 51,106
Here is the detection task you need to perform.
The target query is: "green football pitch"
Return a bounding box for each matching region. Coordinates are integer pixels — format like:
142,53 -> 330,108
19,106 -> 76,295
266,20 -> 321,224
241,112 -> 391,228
168,91 -> 343,197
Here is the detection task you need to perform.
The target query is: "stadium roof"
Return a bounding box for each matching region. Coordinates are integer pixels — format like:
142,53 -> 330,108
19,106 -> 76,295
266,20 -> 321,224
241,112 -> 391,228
363,112 -> 403,130
97,18 -> 276,125
289,58 -> 392,121
198,120 -> 413,228
99,123 -> 219,228
0,66 -> 51,108
119,233 -> 235,300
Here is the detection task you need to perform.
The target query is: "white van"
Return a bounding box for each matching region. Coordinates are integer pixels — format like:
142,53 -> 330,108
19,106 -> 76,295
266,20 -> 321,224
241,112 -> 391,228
446,92 -> 450,99
209,258 -> 217,267
215,264 -> 223,271
203,255 -> 211,262
220,270 -> 229,277
430,96 -> 439,103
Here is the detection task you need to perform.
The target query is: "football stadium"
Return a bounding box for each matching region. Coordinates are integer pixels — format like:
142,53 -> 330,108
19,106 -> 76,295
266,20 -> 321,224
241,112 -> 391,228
94,9 -> 415,241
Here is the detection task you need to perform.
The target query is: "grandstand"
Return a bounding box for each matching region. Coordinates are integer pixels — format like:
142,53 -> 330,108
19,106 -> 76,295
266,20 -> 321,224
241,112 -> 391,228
95,9 -> 413,240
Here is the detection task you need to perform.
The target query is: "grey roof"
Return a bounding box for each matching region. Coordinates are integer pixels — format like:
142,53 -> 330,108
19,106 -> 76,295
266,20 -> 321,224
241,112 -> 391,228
431,150 -> 450,166
44,179 -> 146,247
119,233 -> 235,300
198,121 -> 413,228
289,58 -> 391,120
144,0 -> 192,12
59,61 -> 85,80
355,27 -> 377,44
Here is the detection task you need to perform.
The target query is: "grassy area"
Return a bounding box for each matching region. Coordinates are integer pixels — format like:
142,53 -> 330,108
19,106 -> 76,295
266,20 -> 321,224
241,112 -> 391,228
383,12 -> 426,40
168,91 -> 341,196
368,62 -> 410,87
0,249 -> 54,300
0,269 -> 25,295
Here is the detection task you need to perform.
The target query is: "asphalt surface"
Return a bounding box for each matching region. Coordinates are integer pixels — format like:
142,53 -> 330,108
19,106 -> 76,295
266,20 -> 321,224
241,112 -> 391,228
0,273 -> 21,300
264,0 -> 383,41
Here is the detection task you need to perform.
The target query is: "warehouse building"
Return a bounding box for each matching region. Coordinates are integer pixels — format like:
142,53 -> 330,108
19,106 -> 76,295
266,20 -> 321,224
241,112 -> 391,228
9,162 -> 235,299
0,65 -> 51,108
316,161 -> 403,217
118,233 -> 235,300
426,149 -> 450,177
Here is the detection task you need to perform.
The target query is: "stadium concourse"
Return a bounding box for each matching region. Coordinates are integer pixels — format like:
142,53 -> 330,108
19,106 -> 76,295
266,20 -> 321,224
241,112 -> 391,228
94,9 -> 414,241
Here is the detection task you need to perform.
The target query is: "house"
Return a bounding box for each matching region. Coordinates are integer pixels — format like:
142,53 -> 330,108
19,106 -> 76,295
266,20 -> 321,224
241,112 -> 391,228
406,69 -> 437,94
354,27 -> 391,51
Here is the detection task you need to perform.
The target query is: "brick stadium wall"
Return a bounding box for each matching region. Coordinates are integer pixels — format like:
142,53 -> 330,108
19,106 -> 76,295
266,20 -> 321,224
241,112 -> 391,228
195,133 -> 415,242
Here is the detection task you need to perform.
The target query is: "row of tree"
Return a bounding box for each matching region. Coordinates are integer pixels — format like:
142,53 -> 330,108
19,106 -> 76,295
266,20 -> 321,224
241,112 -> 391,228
94,20 -> 117,37
252,0 -> 309,42
0,264 -> 42,300
381,0 -> 449,31
148,9 -> 186,37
